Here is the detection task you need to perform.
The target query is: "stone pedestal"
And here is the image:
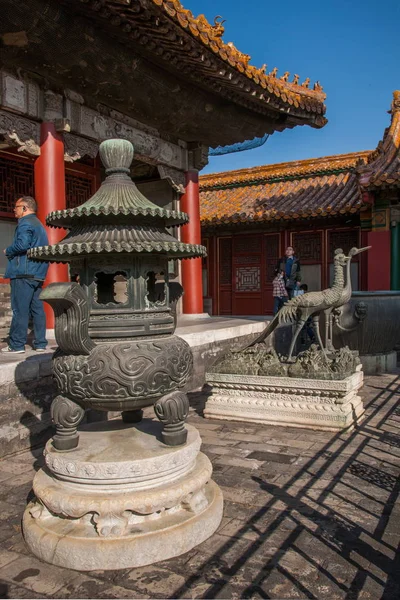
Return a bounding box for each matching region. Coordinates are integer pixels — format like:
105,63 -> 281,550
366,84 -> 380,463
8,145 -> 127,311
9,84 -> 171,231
23,420 -> 223,571
204,367 -> 364,431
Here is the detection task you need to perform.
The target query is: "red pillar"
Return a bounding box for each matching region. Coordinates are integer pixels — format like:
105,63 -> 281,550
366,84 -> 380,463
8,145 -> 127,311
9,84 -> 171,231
34,122 -> 68,329
180,169 -> 204,314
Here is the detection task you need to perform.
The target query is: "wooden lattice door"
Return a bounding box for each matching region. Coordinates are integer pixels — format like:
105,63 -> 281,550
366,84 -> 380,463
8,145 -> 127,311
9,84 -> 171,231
218,237 -> 232,315
232,234 -> 263,315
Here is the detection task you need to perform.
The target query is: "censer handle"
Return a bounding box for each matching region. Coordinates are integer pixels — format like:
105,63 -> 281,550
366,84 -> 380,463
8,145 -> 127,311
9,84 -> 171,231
40,282 -> 96,355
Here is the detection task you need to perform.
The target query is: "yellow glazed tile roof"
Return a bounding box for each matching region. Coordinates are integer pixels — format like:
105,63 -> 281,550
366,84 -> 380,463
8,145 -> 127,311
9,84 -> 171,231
200,152 -> 371,225
151,0 -> 326,122
358,91 -> 400,189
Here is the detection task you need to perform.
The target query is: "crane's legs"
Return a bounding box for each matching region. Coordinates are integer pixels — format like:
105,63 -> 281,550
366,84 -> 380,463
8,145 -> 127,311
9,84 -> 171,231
328,313 -> 335,351
287,318 -> 306,361
324,309 -> 332,350
312,315 -> 328,360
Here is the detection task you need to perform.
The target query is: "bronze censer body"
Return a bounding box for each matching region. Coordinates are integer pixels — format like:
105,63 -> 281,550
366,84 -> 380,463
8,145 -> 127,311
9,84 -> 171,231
30,139 -> 206,451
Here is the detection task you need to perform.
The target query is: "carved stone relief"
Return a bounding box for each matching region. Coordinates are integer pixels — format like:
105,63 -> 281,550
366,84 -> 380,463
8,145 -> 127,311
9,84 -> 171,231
64,133 -> 99,162
44,90 -> 63,121
157,165 -> 185,193
0,109 -> 40,156
77,105 -> 186,170
1,73 -> 26,113
0,70 -> 188,170
188,144 -> 209,171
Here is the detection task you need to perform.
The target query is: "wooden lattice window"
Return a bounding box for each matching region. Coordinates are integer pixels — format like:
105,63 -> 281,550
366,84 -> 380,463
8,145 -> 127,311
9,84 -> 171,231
233,235 -> 261,254
292,232 -> 322,262
329,229 -> 360,260
219,238 -> 232,285
0,155 -> 34,215
66,171 -> 96,209
236,266 -> 261,292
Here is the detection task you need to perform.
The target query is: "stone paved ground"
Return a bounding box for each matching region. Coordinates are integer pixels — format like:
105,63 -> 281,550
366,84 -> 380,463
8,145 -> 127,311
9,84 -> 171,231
0,372 -> 399,599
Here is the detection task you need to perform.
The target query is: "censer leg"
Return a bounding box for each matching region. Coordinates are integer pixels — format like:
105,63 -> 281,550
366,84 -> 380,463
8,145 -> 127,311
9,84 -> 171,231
154,391 -> 190,446
51,395 -> 85,451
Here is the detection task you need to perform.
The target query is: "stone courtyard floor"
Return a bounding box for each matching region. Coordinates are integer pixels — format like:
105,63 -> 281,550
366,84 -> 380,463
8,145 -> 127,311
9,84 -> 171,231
0,372 -> 399,599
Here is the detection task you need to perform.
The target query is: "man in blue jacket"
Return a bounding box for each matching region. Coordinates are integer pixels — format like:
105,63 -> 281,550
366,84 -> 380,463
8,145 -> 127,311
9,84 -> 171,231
2,196 -> 49,354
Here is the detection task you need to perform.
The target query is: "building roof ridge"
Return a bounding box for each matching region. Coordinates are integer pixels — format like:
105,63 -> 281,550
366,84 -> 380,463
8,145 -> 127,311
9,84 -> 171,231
358,90 -> 400,189
149,0 -> 326,122
200,150 -> 372,190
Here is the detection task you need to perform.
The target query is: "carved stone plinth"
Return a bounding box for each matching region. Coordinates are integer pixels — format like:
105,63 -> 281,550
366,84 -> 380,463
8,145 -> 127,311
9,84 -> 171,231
22,420 -> 223,571
204,367 -> 364,431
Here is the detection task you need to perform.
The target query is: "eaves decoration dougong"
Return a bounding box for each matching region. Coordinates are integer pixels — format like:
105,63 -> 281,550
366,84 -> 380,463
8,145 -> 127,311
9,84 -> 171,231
70,0 -> 326,132
149,0 -> 326,123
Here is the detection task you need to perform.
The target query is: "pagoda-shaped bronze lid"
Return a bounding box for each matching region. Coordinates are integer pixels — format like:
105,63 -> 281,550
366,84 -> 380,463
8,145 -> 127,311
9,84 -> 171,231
30,139 -> 206,261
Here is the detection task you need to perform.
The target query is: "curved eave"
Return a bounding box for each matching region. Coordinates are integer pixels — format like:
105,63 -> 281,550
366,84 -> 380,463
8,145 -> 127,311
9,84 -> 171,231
152,0 -> 327,124
200,151 -> 371,190
46,207 -> 189,229
359,93 -> 400,190
201,204 -> 362,227
72,0 -> 326,127
29,242 -> 206,261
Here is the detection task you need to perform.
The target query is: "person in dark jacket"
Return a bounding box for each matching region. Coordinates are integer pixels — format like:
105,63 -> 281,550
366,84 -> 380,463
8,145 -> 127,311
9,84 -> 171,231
2,196 -> 49,354
275,246 -> 301,299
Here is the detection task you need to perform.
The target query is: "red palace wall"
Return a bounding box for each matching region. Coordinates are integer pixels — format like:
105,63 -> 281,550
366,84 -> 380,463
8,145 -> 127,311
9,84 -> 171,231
202,226 -> 363,316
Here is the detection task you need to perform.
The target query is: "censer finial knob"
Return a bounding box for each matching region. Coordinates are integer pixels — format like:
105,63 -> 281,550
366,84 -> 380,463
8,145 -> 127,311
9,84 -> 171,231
99,139 -> 134,175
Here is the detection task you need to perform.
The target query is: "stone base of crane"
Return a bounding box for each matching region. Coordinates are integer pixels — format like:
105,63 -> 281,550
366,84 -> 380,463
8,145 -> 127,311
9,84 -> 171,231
22,420 -> 223,571
204,366 -> 364,431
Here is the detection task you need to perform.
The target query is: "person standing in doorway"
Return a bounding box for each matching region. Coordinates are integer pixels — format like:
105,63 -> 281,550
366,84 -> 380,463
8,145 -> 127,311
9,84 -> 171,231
2,196 -> 49,354
272,269 -> 288,315
276,246 -> 301,299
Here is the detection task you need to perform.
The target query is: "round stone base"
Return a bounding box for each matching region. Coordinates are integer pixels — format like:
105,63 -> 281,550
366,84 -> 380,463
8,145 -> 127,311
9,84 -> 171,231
22,420 -> 223,571
23,479 -> 222,571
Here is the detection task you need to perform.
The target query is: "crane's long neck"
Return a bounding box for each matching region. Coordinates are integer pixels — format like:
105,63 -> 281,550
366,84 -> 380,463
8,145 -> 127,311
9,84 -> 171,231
332,259 -> 345,292
344,256 -> 352,294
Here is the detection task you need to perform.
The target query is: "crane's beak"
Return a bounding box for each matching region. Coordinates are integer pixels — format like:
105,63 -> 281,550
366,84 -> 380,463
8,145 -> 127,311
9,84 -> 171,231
353,246 -> 372,255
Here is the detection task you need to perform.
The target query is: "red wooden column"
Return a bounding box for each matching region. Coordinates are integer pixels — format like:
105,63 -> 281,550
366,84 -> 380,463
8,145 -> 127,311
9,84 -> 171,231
34,122 -> 68,329
180,169 -> 204,314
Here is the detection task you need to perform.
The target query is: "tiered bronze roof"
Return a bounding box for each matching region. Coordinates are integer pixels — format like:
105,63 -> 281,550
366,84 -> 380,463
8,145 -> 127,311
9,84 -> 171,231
200,152 -> 371,226
358,91 -> 400,190
31,140 -> 205,259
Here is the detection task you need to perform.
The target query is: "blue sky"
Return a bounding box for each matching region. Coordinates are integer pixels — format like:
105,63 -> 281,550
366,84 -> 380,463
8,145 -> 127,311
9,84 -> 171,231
183,0 -> 400,174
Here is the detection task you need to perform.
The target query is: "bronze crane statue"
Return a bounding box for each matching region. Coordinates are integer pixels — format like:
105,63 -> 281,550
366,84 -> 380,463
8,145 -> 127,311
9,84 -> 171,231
242,246 -> 370,361
324,245 -> 371,351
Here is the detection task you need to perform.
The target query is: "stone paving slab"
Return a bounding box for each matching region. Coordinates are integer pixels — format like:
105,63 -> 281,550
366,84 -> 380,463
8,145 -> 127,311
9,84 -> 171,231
0,371 -> 399,598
